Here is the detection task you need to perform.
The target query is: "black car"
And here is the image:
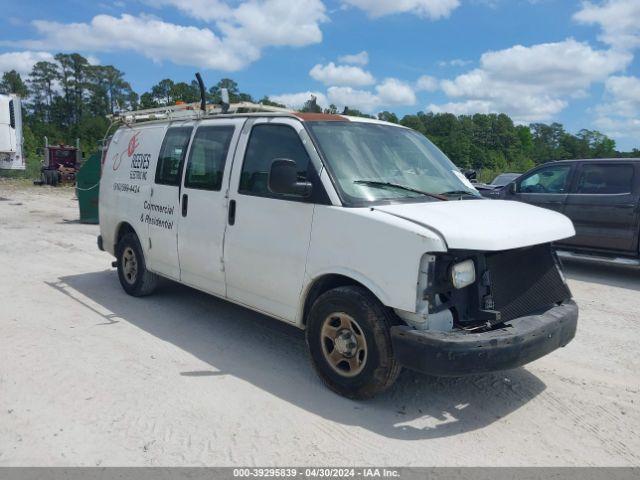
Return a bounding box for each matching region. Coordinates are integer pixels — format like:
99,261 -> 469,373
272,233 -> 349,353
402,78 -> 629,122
501,159 -> 640,265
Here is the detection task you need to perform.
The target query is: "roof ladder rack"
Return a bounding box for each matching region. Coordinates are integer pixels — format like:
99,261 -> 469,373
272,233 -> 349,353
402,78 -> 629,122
112,101 -> 295,124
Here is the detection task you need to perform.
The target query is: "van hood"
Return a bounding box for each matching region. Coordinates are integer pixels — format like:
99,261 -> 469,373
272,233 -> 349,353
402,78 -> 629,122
374,200 -> 575,251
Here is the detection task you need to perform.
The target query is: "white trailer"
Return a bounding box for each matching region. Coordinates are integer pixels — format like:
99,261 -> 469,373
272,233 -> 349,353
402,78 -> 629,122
0,94 -> 24,170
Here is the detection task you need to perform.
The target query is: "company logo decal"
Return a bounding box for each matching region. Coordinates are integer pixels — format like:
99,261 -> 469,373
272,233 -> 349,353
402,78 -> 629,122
127,132 -> 141,157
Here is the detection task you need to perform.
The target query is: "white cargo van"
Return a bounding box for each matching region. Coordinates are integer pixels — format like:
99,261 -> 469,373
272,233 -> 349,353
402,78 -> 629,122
0,94 -> 24,171
99,101 -> 578,399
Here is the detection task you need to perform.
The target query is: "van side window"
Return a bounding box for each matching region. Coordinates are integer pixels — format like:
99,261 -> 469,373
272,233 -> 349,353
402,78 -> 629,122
184,126 -> 234,191
239,124 -> 310,197
155,127 -> 193,186
575,164 -> 633,195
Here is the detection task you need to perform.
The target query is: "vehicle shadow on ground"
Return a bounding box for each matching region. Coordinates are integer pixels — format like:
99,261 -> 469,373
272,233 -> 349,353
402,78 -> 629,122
51,270 -> 547,441
562,259 -> 640,291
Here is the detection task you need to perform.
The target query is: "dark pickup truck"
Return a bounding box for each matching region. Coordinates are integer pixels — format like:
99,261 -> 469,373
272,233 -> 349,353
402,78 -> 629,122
500,158 -> 640,266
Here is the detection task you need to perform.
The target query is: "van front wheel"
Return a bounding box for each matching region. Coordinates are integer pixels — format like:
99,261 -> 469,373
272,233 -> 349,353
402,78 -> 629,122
306,286 -> 401,400
116,232 -> 158,297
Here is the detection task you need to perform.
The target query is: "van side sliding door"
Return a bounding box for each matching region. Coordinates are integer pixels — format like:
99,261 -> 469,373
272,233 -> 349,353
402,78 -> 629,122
147,124 -> 194,280
177,119 -> 245,296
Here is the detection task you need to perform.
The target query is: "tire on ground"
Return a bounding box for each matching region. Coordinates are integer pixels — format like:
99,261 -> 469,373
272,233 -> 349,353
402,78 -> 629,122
116,232 -> 159,297
305,285 -> 402,400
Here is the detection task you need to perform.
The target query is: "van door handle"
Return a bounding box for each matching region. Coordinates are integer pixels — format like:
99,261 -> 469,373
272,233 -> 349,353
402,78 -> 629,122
181,194 -> 188,217
228,199 -> 236,225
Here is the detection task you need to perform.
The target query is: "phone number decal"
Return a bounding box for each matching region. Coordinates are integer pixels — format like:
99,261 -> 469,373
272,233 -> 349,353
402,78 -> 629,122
113,182 -> 140,194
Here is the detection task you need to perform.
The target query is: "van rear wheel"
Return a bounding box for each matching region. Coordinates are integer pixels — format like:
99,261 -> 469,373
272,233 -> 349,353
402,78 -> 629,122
305,286 -> 401,400
116,232 -> 158,297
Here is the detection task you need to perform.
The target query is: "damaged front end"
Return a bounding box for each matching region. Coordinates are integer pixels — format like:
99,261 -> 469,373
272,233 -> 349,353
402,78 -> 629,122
391,243 -> 578,376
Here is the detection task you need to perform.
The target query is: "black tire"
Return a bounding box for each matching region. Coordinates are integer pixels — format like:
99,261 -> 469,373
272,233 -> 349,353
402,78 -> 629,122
116,232 -> 158,297
305,286 -> 402,400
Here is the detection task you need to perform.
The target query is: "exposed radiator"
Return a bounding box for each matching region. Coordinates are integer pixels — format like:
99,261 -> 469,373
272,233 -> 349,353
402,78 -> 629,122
485,244 -> 571,324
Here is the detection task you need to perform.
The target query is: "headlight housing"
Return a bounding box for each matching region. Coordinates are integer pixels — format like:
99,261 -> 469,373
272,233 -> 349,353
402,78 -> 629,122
451,259 -> 476,289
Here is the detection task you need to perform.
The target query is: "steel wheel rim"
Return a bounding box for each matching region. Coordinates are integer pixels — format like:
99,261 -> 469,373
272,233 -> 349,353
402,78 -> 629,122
122,247 -> 138,285
320,312 -> 367,378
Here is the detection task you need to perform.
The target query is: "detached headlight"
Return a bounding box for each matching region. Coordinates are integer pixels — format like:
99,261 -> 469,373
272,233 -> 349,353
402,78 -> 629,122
451,259 -> 476,289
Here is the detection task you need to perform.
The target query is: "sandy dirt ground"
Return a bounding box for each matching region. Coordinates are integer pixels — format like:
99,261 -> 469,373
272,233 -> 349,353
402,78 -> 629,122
0,180 -> 639,467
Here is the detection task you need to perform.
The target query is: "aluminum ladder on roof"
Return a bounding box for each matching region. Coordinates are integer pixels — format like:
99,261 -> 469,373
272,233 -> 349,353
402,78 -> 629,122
111,101 -> 294,124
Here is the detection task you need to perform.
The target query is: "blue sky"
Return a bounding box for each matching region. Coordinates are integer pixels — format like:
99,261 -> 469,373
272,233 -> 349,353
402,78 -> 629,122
1,0 -> 639,150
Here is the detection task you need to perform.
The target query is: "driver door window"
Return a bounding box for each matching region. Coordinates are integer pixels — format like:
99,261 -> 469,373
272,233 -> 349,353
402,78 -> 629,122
518,165 -> 571,194
239,124 -> 310,198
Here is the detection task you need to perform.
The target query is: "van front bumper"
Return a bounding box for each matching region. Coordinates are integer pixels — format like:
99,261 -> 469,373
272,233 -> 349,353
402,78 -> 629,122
390,300 -> 578,376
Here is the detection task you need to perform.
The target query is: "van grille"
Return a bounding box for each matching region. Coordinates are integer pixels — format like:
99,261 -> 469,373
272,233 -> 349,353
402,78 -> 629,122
485,244 -> 571,323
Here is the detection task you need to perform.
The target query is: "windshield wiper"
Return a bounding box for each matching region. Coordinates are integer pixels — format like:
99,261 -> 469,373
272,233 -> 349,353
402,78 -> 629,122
354,180 -> 448,201
440,190 -> 480,197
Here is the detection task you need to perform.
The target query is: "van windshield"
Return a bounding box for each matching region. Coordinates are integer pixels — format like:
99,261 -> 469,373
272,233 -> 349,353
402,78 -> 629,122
307,121 -> 480,205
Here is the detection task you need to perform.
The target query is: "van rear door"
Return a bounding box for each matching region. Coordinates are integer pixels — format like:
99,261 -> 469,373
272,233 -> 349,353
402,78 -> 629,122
177,119 -> 244,296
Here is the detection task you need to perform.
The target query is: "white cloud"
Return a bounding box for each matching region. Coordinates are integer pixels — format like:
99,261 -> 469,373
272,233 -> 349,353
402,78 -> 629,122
574,0 -> 640,51
593,116 -> 640,143
599,75 -> 640,117
309,62 -> 375,86
273,85 -> 413,114
20,15 -> 243,70
415,74 -> 438,92
270,91 -> 328,109
341,0 -> 460,19
428,97 -> 568,121
86,55 -> 101,66
12,0 -> 327,71
375,78 -> 417,105
277,74 -> 417,113
438,58 -> 472,67
430,39 -> 632,122
323,78 -> 417,112
149,0 -> 234,22
0,51 -> 55,76
220,0 -> 327,48
594,75 -> 640,141
338,51 -> 369,66
327,86 -> 380,112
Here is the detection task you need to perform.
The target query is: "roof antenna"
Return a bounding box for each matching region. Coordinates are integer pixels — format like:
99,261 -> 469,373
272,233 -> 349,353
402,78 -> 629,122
220,88 -> 230,114
195,72 -> 206,112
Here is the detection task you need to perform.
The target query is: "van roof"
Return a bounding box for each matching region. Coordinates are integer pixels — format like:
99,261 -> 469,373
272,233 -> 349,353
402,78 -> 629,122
112,101 -> 401,128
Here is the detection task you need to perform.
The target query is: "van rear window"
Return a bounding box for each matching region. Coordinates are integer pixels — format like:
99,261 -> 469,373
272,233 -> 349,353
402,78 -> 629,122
155,127 -> 193,186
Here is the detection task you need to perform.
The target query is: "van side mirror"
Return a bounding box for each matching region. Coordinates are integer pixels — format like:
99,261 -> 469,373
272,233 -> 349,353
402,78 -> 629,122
463,169 -> 477,181
508,183 -> 517,194
268,158 -> 312,197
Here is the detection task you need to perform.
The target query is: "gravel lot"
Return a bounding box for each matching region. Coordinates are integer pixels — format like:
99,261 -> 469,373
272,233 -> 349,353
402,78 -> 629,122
1,180 -> 639,467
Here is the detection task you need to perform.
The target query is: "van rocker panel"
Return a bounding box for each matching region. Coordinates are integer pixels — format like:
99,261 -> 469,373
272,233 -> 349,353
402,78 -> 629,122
390,300 -> 578,376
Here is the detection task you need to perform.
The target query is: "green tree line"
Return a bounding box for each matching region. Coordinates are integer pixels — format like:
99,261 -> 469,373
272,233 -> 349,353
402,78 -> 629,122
1,52 -> 638,180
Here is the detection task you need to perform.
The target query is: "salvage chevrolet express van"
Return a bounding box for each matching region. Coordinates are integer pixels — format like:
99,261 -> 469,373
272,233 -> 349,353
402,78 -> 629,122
99,105 -> 578,399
